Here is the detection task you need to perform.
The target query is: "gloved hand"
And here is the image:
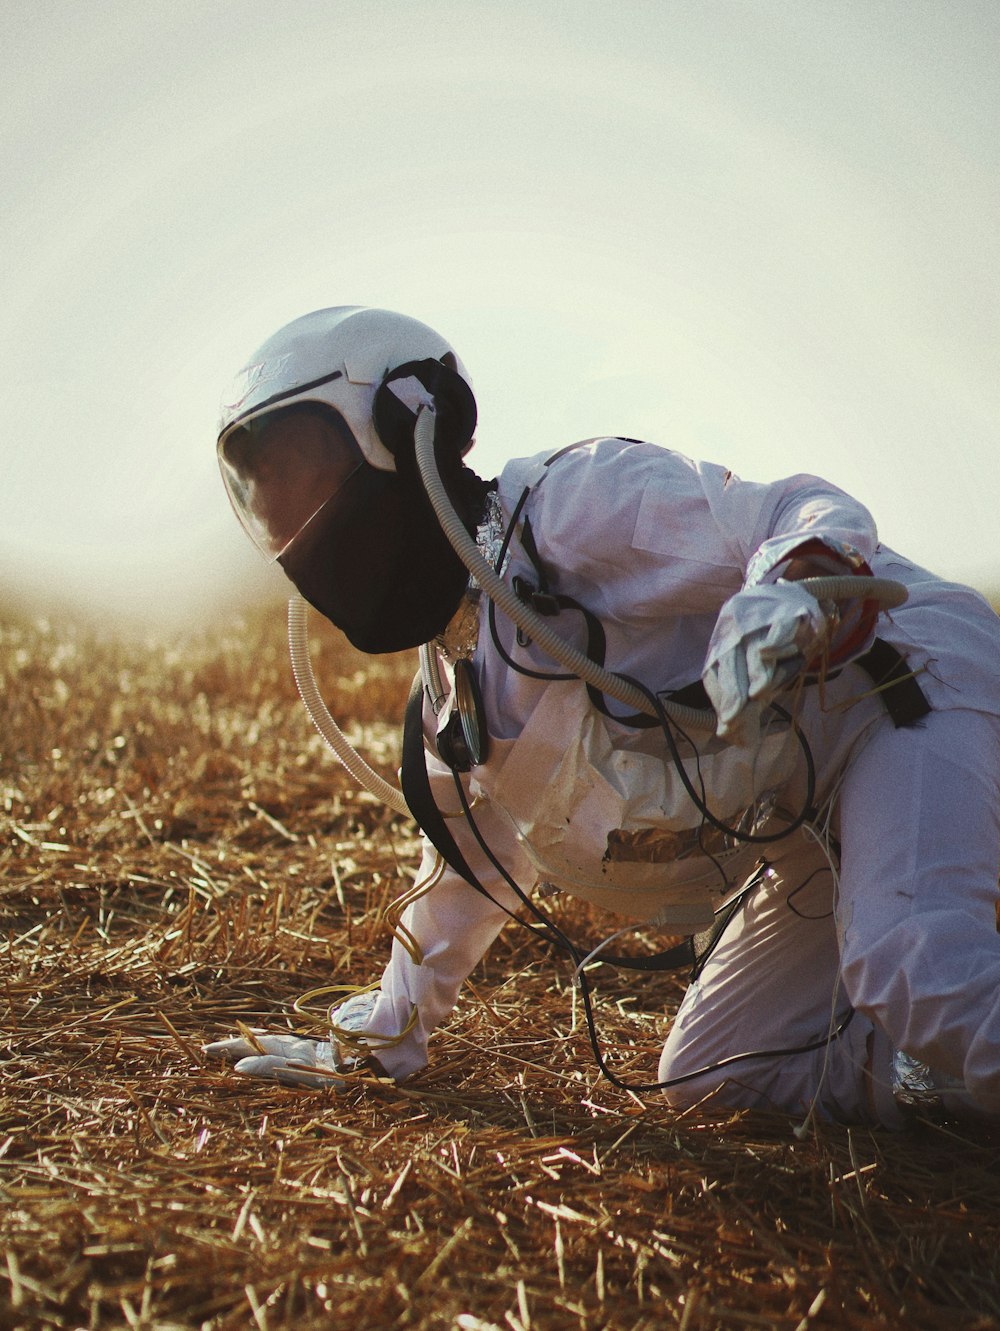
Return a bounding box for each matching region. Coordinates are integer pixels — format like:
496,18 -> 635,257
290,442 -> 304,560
202,990 -> 381,1090
202,1029 -> 345,1089
702,581 -> 831,745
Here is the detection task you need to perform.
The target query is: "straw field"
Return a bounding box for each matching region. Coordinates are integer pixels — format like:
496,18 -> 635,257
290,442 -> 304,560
2,605 -> 999,1331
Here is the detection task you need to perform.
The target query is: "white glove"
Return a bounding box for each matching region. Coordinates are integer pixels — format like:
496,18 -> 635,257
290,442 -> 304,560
703,581 -> 830,745
202,990 -> 381,1090
202,1029 -> 345,1089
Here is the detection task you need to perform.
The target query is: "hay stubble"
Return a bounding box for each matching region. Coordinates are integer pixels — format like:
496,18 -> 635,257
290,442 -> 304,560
2,609 -> 999,1330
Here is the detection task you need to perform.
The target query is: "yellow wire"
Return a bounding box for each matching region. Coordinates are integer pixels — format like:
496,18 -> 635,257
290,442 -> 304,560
378,851 -> 450,963
821,665 -> 928,716
291,851 -> 450,1046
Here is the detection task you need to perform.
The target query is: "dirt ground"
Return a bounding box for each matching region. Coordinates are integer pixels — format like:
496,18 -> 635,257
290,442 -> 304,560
2,606 -> 999,1330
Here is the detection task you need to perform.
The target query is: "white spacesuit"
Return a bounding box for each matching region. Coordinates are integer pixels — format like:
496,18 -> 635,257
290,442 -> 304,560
207,307 -> 1000,1127
367,439 -> 1000,1125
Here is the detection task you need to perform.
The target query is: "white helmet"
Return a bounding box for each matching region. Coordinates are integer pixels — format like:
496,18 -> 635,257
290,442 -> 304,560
217,305 -> 475,471
214,308 -> 476,559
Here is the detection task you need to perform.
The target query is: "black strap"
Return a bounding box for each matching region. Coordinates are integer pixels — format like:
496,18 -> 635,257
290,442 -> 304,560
854,638 -> 931,728
400,673 -> 481,891
514,525 -> 662,729
660,640 -> 930,729
596,937 -> 697,973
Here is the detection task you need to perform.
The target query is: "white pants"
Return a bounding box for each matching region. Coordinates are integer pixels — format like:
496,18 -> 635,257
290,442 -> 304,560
659,707 -> 1000,1126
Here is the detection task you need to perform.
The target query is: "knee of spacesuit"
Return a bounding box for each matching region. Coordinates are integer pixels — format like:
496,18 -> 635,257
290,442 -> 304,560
657,1037 -> 726,1110
656,1019 -> 760,1113
658,981 -> 907,1126
657,1035 -> 807,1116
656,977 -> 803,1116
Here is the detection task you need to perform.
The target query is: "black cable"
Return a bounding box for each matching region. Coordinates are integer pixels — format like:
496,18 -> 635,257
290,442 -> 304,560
484,483 -> 818,846
449,769 -> 584,958
447,769 -> 854,1094
447,465 -> 840,1090
785,867 -> 836,920
611,672 -> 818,846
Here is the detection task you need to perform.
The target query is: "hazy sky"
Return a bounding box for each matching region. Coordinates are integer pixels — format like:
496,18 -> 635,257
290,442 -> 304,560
2,1 -> 998,628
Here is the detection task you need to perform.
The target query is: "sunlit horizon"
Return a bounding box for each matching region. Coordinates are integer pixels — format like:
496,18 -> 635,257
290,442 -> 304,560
3,2 -> 998,629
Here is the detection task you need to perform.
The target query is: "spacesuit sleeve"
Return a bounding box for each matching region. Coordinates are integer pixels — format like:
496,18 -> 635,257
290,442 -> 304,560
521,443 -> 881,628
706,467 -> 883,664
366,801 -> 530,1081
710,467 -> 880,587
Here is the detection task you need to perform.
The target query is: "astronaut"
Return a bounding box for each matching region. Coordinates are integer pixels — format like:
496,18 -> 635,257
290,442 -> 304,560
206,306 -> 1000,1127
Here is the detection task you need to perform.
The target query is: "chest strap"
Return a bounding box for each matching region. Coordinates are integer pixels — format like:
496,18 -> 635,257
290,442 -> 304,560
664,638 -> 929,729
854,637 -> 931,728
401,672 -> 480,891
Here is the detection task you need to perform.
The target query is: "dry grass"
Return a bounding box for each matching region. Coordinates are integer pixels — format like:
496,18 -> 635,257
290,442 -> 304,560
2,605 -> 999,1331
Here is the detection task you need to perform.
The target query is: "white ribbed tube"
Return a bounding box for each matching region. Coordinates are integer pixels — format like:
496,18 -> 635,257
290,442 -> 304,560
413,406 -> 907,731
287,595 -> 410,816
285,412 -> 910,810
